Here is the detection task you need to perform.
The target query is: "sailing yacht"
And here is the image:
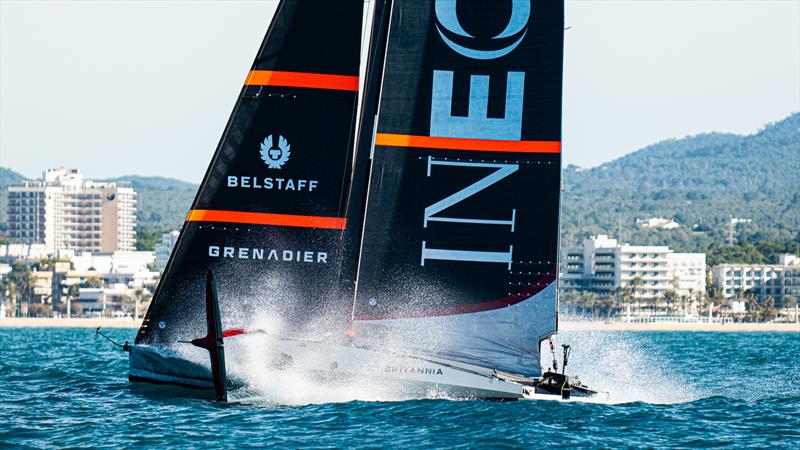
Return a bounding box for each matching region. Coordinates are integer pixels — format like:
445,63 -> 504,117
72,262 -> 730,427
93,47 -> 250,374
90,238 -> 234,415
128,0 -> 597,401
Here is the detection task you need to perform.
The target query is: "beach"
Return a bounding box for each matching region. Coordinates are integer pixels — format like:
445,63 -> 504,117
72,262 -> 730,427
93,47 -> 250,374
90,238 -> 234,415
0,317 -> 140,329
561,320 -> 800,332
1,317 -> 798,332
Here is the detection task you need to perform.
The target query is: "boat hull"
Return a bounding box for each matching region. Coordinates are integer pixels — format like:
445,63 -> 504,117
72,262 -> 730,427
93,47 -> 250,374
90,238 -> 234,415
130,333 -> 530,400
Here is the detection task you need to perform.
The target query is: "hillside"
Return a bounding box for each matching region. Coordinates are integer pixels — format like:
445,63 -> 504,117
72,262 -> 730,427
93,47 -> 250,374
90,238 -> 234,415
0,169 -> 197,235
2,112 -> 798,252
561,112 -> 800,251
0,167 -> 26,228
102,176 -> 197,233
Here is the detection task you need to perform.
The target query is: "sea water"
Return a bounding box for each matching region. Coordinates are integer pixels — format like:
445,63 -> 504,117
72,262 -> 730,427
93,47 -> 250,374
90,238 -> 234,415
1,328 -> 798,448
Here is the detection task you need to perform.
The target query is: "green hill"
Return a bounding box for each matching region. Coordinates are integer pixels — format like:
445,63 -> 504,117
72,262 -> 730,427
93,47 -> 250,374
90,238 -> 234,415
102,176 -> 197,233
561,112 -> 800,252
0,169 -> 197,236
0,167 -> 26,228
98,176 -> 198,250
2,112 -> 798,254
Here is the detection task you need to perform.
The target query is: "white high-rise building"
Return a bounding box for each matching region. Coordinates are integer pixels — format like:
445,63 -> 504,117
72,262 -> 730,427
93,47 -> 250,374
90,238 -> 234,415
7,168 -> 137,253
154,230 -> 180,273
561,235 -> 705,299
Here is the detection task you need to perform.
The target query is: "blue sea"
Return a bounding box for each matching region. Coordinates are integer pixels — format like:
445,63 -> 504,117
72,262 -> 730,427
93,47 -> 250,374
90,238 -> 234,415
1,328 -> 798,449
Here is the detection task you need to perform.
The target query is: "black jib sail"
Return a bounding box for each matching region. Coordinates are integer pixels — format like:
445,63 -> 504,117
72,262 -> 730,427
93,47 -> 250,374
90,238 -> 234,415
136,0 -> 365,346
352,0 -> 564,377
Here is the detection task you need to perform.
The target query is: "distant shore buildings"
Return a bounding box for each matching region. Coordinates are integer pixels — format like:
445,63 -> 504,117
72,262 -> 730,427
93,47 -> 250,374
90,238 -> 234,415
6,168 -> 136,253
561,234 -> 706,299
711,254 -> 800,308
154,230 -> 180,273
0,249 -> 157,318
560,234 -> 798,321
637,217 -> 680,230
1,164 -> 796,321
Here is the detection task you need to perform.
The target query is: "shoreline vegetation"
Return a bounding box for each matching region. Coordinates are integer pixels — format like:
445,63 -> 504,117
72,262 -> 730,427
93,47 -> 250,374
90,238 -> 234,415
1,317 -> 797,332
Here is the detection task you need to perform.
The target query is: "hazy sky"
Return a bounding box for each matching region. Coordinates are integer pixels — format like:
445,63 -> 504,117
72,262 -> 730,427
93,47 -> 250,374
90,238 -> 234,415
1,0 -> 798,183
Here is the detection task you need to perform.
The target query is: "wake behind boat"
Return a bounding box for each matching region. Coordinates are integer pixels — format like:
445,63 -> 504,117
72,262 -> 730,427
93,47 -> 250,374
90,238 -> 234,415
124,0 -> 600,402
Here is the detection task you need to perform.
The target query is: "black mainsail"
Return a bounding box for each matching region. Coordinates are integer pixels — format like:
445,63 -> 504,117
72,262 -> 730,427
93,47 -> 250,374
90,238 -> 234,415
136,0 -> 365,346
351,0 -> 564,377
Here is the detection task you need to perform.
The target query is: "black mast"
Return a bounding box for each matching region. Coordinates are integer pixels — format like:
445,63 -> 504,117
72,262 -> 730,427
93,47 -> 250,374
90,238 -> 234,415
341,0 -> 394,308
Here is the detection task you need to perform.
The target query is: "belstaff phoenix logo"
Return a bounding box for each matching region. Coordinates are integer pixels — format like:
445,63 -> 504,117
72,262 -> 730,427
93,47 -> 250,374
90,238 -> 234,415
259,135 -> 291,169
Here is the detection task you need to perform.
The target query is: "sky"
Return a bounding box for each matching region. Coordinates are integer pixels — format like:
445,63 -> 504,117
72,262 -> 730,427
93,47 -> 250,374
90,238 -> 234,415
1,0 -> 798,183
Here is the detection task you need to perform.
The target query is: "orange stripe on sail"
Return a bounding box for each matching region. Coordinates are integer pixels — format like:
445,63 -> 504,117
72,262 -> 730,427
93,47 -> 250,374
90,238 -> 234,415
374,133 -> 561,154
244,70 -> 359,92
186,209 -> 346,230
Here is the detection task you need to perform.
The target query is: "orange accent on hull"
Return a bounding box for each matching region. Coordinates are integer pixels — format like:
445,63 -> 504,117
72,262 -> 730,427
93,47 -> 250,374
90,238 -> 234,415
186,209 -> 346,230
374,133 -> 561,154
244,70 -> 359,92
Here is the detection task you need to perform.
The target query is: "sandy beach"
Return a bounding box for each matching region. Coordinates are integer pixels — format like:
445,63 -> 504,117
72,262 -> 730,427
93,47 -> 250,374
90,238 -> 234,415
1,317 -> 798,332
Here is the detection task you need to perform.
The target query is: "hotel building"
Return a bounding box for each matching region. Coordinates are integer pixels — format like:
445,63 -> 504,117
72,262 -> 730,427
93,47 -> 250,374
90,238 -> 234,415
561,235 -> 706,299
667,252 -> 707,296
711,254 -> 800,308
7,168 -> 136,253
154,230 -> 180,273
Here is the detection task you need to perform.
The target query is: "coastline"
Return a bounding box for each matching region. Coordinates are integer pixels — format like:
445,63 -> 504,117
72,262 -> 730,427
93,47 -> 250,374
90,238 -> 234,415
561,320 -> 800,332
0,317 -> 140,329
1,317 -> 798,332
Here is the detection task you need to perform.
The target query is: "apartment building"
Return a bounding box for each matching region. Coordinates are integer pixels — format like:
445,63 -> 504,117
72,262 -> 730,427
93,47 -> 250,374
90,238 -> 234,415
561,235 -> 706,299
7,168 -> 136,253
711,254 -> 800,308
8,252 -> 158,318
154,230 -> 180,273
667,252 -> 707,296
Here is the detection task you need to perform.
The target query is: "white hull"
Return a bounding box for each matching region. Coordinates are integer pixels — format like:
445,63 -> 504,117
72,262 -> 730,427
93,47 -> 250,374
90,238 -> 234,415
130,333 -> 533,400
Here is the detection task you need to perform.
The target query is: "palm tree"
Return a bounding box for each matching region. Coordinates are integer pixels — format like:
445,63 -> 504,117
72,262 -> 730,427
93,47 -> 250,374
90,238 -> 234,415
744,292 -> 758,322
0,277 -> 16,318
581,291 -> 599,319
8,263 -> 34,317
662,290 -> 678,316
705,287 -> 723,320
560,289 -> 579,317
629,276 -> 644,297
66,284 -> 81,319
760,297 -> 776,322
689,290 -> 702,317
602,293 -> 617,320
133,288 -> 152,321
628,276 -> 644,314
785,296 -> 798,323
610,286 -> 625,320
679,294 -> 689,317
83,276 -> 103,289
